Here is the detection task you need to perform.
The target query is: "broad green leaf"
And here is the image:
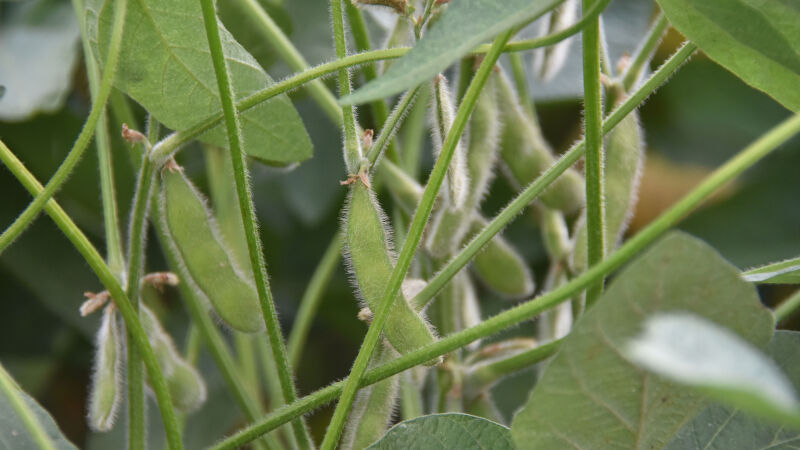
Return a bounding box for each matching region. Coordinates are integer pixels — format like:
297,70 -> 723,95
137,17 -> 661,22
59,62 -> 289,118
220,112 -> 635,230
0,364 -> 78,450
366,413 -> 513,450
656,0 -> 800,112
0,1 -> 80,121
742,257 -> 800,284
628,313 -> 800,426
343,0 -> 562,105
511,232 -> 774,449
666,331 -> 800,449
85,0 -> 312,165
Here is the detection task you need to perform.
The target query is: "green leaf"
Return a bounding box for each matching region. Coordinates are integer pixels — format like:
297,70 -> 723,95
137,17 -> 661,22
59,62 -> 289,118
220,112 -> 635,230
628,313 -> 800,426
655,0 -> 800,112
0,365 -> 78,450
366,413 -> 513,450
665,331 -> 800,449
342,0 -> 561,105
85,0 -> 312,165
742,257 -> 800,284
0,1 -> 80,121
511,232 -> 774,449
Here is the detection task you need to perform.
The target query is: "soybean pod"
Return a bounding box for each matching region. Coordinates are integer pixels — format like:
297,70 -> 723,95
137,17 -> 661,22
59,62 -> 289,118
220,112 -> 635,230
159,163 -> 264,333
344,179 -> 439,364
87,305 -> 123,432
431,74 -> 470,210
496,70 -> 585,215
468,216 -> 535,299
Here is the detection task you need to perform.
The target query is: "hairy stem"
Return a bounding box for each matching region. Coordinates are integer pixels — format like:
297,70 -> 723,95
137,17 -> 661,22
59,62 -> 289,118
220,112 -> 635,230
198,2 -> 313,448
0,139 -> 183,449
622,13 -> 668,91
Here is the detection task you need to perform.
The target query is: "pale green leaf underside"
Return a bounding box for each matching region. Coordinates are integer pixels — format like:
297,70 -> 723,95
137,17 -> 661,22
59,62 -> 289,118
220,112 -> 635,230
85,0 -> 311,164
342,0 -> 562,105
367,413 -> 513,450
743,257 -> 800,284
628,314 -> 799,419
665,331 -> 800,450
511,232 -> 774,450
656,0 -> 800,112
0,368 -> 78,450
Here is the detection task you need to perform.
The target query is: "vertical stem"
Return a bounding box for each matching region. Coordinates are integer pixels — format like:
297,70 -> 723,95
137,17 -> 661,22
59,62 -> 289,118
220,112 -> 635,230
319,29 -> 514,450
287,236 -> 343,369
197,3 -> 313,449
125,123 -> 156,450
582,0 -> 606,306
507,52 -> 538,122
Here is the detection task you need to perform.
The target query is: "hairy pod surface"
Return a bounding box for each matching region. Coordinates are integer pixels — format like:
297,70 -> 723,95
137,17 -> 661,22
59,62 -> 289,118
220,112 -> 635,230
140,305 -> 207,412
541,208 -> 572,263
341,343 -> 400,450
344,181 -> 439,364
88,305 -> 123,432
431,74 -> 470,210
496,71 -> 584,214
160,166 -> 264,333
533,0 -> 579,82
468,216 -> 535,298
571,111 -> 644,273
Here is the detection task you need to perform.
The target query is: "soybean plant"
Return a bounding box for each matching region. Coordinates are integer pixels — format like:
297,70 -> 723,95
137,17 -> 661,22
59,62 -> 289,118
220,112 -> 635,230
1,0 -> 799,450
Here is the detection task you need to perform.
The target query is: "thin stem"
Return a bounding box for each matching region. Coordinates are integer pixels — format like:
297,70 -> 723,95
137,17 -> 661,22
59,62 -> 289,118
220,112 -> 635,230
287,236 -> 343,369
582,0 -> 606,306
125,132 -> 155,450
508,52 -> 537,122
465,339 -> 561,389
622,13 -> 668,92
365,86 -> 421,167
0,139 -> 183,449
412,42 -> 698,311
149,2 -> 611,165
212,109 -> 800,450
0,364 -> 57,450
0,0 -> 128,256
197,3 -> 313,449
319,29 -> 515,450
775,289 -> 800,324
232,0 -> 342,124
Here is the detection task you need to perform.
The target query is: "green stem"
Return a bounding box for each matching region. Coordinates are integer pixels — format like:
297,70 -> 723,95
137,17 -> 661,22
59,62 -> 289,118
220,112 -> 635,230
287,236 -> 343,369
319,29 -> 515,450
232,0 -> 342,124
125,131 -> 155,450
0,0 -> 128,256
775,289 -> 800,324
365,86 -> 421,167
412,42 -> 698,311
149,2 -> 610,165
211,109 -> 800,450
507,52 -> 537,122
582,0 -> 606,306
197,3 -> 312,449
0,364 -> 57,450
622,13 -> 668,92
465,339 -> 561,389
330,0 -> 362,174
0,139 -> 183,449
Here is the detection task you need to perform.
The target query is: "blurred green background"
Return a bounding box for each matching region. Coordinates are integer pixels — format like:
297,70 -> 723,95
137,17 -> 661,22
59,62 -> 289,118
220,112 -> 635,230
1,0 -> 798,447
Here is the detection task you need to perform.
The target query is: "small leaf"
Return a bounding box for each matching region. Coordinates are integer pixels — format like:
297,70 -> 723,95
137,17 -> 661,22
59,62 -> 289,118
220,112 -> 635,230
367,413 -> 513,450
511,232 -> 774,449
85,0 -> 312,164
0,365 -> 78,449
0,1 -> 80,121
656,0 -> 800,112
742,257 -> 800,284
343,0 -> 562,105
628,313 -> 800,425
666,331 -> 800,449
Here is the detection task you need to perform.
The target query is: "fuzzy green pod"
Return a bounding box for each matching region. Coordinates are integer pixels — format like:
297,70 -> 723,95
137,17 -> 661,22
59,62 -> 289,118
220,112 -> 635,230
427,73 -> 501,258
160,165 -> 264,333
344,181 -> 440,364
533,0 -> 579,82
571,111 -> 644,274
468,216 -> 535,298
341,343 -> 400,450
87,305 -> 123,432
431,74 -> 470,210
541,208 -> 572,263
496,71 -> 585,215
458,273 -> 483,351
140,305 -> 207,412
